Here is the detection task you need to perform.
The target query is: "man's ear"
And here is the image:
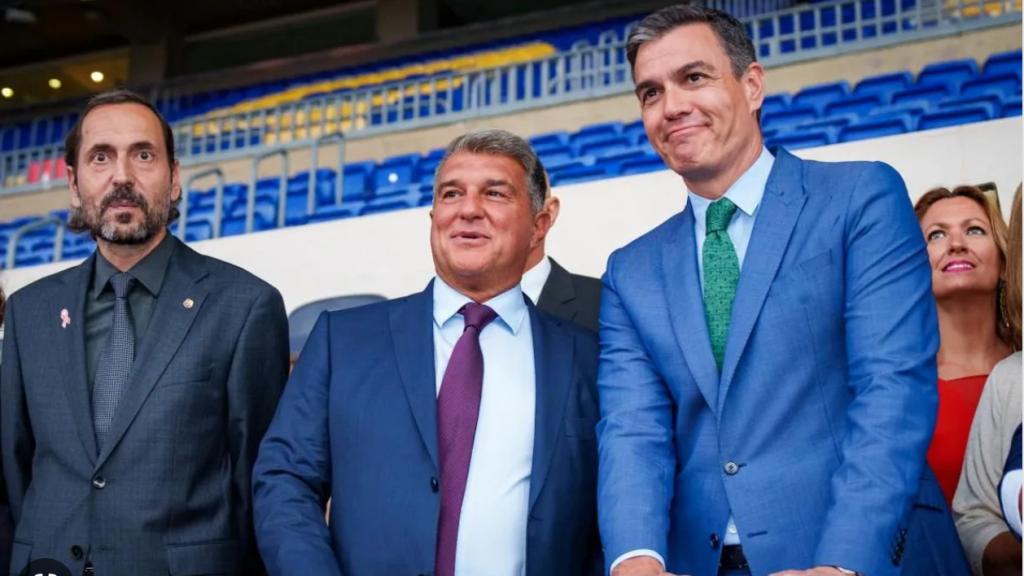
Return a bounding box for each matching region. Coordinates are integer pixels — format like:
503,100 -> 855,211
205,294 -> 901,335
68,166 -> 82,209
530,206 -> 553,249
545,195 -> 561,227
742,62 -> 766,116
170,160 -> 182,204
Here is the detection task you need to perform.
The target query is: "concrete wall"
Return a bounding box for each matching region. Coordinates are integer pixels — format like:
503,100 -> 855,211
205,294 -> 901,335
3,117 -> 1020,315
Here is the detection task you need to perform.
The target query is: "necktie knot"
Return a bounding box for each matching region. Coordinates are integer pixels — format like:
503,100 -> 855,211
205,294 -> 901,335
110,273 -> 135,299
706,198 -> 738,235
460,303 -> 497,332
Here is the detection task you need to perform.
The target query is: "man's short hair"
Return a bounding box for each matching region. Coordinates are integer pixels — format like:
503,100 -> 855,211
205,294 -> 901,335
64,89 -> 176,171
626,4 -> 757,79
435,129 -> 548,213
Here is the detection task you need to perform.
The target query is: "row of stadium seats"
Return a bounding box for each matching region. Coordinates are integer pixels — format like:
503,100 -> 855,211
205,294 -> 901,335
2,50 -> 1020,268
4,0 -> 996,158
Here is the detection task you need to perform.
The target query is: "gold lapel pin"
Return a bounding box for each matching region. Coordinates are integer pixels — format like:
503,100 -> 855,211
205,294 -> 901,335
182,298 -> 194,310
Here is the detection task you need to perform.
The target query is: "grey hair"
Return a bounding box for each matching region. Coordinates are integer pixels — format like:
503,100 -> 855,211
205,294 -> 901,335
435,128 -> 548,213
626,4 -> 757,79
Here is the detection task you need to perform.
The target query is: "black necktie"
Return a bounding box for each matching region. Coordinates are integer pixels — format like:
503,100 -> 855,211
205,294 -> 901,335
92,272 -> 136,451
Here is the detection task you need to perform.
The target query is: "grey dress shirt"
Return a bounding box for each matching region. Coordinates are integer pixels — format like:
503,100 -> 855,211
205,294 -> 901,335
84,233 -> 175,392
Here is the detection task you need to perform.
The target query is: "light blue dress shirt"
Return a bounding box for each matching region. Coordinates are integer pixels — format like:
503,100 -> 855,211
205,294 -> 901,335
432,277 -> 536,576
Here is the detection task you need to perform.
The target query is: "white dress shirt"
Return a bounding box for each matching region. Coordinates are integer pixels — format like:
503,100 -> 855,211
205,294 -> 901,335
611,147 -> 775,572
433,277 -> 536,576
521,256 -> 552,305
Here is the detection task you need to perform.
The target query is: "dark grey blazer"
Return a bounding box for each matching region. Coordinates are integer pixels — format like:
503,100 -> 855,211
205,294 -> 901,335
0,236 -> 289,576
536,258 -> 602,334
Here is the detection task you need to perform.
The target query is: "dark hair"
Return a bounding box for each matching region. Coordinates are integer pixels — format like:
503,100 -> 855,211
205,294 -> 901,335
435,129 -> 548,212
64,89 -> 180,227
915,185 -> 1012,347
65,89 -> 176,170
1006,185 -> 1022,349
0,286 -> 5,327
627,4 -> 757,79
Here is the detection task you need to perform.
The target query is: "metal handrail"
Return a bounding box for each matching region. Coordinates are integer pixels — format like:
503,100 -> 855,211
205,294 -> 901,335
249,148 -> 290,231
5,215 -> 66,269
180,167 -> 226,239
309,132 -> 346,211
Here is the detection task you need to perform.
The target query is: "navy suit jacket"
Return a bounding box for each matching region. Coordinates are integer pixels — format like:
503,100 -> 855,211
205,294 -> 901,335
1,237 -> 289,575
597,150 -> 968,576
253,283 -> 602,575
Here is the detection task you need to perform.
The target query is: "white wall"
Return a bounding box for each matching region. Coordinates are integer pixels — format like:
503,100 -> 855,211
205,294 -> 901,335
3,117 -> 1020,315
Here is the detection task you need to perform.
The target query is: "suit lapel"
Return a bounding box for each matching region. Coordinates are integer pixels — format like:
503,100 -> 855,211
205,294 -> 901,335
718,151 -> 807,414
662,207 -> 720,411
54,256 -> 99,462
95,240 -> 209,469
526,305 -> 572,513
389,284 -> 439,470
536,259 -> 576,322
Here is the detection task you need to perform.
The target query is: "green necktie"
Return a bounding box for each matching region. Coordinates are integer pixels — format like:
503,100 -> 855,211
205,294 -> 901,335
702,198 -> 740,369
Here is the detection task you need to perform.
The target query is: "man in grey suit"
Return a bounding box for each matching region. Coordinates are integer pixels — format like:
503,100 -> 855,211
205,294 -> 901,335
0,90 -> 289,575
520,189 -> 602,333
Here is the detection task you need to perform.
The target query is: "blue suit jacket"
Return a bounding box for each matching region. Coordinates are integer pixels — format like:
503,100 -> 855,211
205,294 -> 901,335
597,150 -> 968,576
253,283 -> 602,575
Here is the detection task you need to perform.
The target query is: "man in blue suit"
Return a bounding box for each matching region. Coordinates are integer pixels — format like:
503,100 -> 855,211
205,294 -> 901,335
253,129 -> 602,575
598,6 -> 967,576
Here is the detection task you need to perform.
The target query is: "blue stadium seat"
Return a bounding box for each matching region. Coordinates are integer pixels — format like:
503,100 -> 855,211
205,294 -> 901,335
549,164 -> 607,186
959,73 -> 1022,99
890,84 -> 950,109
762,105 -> 819,131
416,148 -> 446,184
577,136 -> 633,158
1002,96 -> 1022,117
983,50 -> 1022,78
937,93 -> 1005,112
917,104 -> 995,131
308,203 -> 362,224
825,94 -> 884,119
798,116 -> 856,132
374,154 -> 420,190
569,122 -> 624,153
791,81 -> 850,115
617,155 -> 667,176
599,150 -> 655,175
622,120 -> 648,146
765,127 -> 838,150
359,198 -> 414,216
538,145 -> 576,167
761,93 -> 792,117
839,115 -> 913,142
341,160 -> 376,200
530,132 -> 571,153
916,58 -> 980,93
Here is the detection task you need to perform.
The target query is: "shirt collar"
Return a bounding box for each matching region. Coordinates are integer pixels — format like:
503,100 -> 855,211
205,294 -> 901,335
686,147 -> 774,218
92,232 -> 176,298
520,255 -> 552,305
432,275 -> 528,335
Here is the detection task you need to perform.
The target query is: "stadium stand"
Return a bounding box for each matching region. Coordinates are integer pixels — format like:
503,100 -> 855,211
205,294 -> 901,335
0,0 -> 1019,270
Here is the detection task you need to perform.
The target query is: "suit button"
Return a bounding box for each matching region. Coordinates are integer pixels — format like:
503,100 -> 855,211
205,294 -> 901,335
70,545 -> 84,559
430,477 -> 439,492
709,533 -> 720,549
723,461 -> 740,475
91,476 -> 106,489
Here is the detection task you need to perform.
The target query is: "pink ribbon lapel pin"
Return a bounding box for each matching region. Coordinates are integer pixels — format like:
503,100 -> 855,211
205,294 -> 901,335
60,308 -> 71,328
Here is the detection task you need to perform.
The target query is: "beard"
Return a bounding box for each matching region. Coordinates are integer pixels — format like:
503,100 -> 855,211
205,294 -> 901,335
70,183 -> 171,245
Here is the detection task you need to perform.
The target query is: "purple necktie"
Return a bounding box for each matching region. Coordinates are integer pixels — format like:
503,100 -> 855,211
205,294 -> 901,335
435,302 -> 498,576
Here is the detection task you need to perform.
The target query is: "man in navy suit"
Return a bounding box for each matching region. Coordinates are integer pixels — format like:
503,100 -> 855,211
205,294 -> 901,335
253,128 -> 602,575
597,5 -> 967,576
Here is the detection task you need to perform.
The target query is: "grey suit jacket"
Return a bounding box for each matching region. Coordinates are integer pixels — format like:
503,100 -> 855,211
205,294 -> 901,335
536,258 -> 602,334
0,236 -> 289,576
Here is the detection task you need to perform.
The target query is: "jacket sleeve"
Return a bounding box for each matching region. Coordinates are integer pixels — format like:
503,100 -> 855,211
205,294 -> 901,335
812,162 -> 940,574
226,285 -> 290,575
0,294 -> 30,572
252,313 -> 343,576
595,251 -> 676,573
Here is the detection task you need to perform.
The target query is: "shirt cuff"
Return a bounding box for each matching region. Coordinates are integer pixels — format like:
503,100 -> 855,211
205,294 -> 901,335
1000,469 -> 1022,537
609,549 -> 666,574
